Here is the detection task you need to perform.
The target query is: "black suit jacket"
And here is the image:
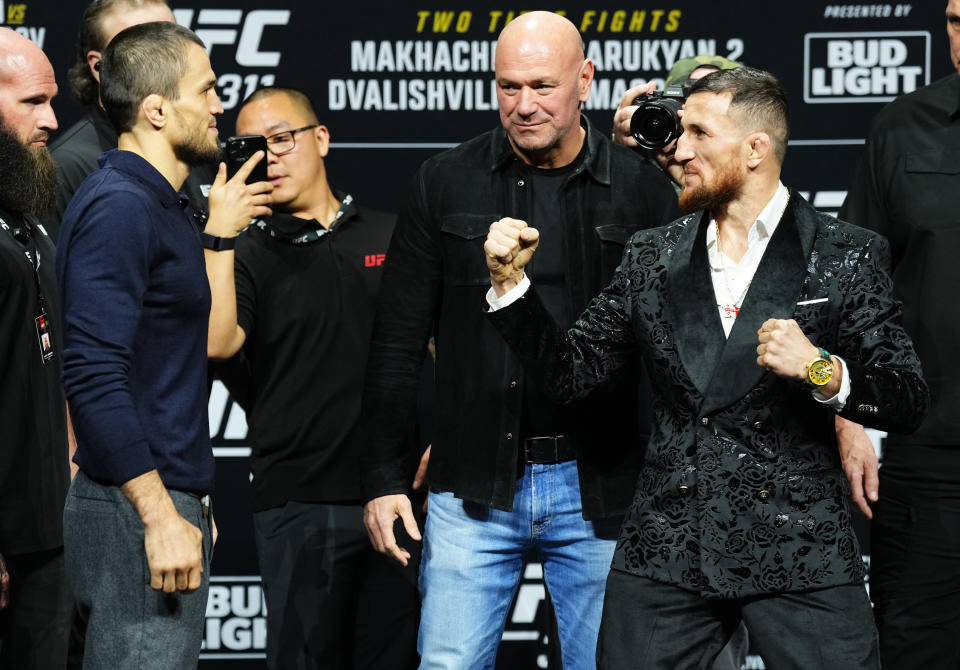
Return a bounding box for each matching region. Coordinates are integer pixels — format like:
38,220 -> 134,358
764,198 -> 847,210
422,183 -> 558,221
489,191 -> 927,598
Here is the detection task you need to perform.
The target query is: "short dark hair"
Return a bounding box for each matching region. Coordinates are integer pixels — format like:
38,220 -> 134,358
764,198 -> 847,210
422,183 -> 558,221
66,0 -> 172,106
689,66 -> 790,164
241,86 -> 320,125
99,21 -> 204,134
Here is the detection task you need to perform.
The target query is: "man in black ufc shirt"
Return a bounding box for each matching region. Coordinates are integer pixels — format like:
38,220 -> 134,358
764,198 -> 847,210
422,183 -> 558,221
204,86 -> 419,670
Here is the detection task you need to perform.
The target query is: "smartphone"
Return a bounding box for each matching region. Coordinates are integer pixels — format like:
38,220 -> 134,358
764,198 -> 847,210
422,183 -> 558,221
225,135 -> 268,183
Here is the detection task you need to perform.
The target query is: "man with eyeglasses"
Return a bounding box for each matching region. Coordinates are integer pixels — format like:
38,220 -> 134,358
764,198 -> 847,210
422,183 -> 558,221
204,86 -> 417,670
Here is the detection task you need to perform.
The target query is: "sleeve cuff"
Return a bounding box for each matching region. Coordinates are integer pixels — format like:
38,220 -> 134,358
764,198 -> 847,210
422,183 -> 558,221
813,355 -> 850,409
486,275 -> 531,312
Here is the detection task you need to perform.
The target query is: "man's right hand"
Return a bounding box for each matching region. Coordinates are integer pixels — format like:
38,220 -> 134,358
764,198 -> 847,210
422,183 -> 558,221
143,509 -> 204,593
484,217 -> 539,297
612,81 -> 657,147
363,494 -> 422,566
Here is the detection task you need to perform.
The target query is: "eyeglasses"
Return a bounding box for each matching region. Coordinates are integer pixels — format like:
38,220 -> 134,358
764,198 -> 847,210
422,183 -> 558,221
264,125 -> 318,156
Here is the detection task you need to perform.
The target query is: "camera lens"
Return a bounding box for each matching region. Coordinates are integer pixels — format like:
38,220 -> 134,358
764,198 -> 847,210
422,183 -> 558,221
639,109 -> 672,144
630,97 -> 683,150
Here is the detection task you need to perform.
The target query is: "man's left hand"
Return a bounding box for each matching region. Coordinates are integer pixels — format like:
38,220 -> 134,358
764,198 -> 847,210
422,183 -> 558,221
756,318 -> 818,380
836,416 -> 879,518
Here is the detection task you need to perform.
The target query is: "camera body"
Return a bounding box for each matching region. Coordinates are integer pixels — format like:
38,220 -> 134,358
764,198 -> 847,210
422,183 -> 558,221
629,80 -> 693,150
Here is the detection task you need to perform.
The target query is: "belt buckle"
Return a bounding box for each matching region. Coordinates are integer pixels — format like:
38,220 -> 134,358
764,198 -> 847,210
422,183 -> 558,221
524,436 -> 562,464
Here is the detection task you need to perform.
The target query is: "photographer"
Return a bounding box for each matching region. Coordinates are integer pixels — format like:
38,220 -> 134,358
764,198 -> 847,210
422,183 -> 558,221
612,55 -> 741,190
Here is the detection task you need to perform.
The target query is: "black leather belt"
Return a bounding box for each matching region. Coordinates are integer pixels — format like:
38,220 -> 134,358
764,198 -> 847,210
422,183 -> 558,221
522,435 -> 577,464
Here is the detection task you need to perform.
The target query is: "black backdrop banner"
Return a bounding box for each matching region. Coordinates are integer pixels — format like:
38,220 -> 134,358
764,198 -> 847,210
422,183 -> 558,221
13,1 -> 951,667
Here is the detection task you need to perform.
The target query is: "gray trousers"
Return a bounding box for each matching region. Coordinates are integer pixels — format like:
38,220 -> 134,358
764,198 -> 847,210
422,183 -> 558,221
63,471 -> 213,670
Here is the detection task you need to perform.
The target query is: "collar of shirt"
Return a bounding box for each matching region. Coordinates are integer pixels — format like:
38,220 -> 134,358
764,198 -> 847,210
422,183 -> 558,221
98,149 -> 190,210
706,181 -> 789,269
705,181 -> 789,336
490,116 -> 610,185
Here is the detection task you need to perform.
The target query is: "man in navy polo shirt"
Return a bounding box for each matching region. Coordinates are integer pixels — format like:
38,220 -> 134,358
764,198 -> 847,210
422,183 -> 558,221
56,21 -> 270,667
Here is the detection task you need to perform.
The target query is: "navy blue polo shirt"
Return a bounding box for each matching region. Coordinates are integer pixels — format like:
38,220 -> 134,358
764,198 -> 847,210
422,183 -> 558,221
57,149 -> 214,494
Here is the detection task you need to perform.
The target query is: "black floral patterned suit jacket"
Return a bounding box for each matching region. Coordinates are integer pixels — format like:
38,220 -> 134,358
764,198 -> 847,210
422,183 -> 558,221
488,190 -> 928,599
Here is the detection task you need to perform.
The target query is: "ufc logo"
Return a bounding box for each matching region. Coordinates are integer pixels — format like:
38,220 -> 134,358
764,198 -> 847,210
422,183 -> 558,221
172,8 -> 290,66
365,254 -> 386,267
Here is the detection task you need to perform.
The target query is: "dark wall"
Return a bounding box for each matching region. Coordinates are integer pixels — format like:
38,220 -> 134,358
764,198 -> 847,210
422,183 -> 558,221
19,1 -> 950,666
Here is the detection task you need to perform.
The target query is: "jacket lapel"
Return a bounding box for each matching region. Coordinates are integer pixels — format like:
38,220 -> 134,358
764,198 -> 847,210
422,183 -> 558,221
700,192 -> 816,414
665,212 -> 726,398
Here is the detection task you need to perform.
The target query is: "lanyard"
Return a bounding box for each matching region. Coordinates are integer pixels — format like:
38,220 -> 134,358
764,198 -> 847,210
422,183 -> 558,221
0,215 -> 47,317
252,194 -> 353,245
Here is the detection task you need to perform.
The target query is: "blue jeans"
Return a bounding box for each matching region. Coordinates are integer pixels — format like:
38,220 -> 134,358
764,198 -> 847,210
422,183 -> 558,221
418,461 -> 619,670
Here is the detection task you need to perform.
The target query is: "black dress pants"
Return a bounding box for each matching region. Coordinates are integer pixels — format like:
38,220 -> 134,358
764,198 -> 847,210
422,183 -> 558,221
871,474 -> 960,670
0,547 -> 71,669
253,499 -> 422,670
597,568 -> 879,670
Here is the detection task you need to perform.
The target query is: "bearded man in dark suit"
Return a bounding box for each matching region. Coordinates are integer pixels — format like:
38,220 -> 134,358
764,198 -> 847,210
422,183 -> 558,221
483,66 -> 928,670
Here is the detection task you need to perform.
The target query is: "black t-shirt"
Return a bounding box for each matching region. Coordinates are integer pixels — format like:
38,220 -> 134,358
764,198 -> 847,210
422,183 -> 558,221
519,149 -> 585,442
0,209 -> 69,554
228,197 -> 396,510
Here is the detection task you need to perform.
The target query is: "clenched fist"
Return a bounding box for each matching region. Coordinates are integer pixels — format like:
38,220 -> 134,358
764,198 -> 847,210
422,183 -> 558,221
756,318 -> 841,397
484,217 -> 540,297
755,318 -> 818,380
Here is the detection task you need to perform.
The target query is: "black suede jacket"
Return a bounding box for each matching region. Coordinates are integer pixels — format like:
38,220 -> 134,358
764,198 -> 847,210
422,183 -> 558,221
361,118 -> 680,518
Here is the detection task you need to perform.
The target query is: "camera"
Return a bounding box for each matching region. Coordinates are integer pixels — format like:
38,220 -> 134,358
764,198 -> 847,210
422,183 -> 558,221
629,80 -> 693,150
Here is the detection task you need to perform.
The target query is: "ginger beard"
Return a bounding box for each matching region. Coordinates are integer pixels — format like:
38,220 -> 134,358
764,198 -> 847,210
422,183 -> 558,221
678,151 -> 746,219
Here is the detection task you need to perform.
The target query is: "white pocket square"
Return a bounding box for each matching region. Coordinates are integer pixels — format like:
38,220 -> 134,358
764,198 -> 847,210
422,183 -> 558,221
796,297 -> 829,306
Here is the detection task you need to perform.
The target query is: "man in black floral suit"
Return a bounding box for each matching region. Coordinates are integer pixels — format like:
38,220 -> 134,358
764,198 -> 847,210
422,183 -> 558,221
483,66 -> 928,670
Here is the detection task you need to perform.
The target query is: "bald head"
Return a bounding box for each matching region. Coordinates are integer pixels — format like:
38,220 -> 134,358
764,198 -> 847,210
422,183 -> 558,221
242,87 -> 319,126
0,28 -> 57,146
0,27 -> 52,82
496,11 -> 584,67
494,11 -> 593,168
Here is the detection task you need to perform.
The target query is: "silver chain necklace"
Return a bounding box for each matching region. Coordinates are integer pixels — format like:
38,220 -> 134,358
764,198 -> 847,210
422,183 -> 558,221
713,193 -> 790,320
715,221 -> 751,319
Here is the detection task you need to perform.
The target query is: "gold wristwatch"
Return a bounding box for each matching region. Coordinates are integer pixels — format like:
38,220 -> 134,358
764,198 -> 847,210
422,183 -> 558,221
805,347 -> 834,388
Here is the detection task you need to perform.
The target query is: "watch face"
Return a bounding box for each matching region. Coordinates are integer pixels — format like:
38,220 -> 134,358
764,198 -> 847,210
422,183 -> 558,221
808,358 -> 833,386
